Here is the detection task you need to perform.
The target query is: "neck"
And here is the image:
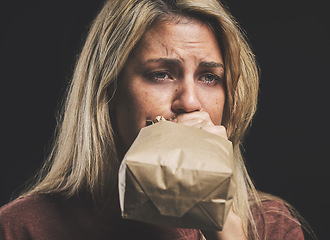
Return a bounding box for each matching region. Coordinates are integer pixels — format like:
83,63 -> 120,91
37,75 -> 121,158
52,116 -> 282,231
109,183 -> 121,216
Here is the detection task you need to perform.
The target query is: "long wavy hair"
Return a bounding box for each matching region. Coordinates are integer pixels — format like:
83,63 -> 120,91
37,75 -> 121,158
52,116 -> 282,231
21,0 -> 291,239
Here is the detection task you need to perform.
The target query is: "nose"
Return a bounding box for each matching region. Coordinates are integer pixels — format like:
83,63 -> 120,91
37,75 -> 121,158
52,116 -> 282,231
171,80 -> 202,114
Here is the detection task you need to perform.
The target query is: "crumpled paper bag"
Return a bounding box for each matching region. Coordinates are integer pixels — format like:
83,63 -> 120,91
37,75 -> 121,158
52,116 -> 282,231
118,119 -> 235,231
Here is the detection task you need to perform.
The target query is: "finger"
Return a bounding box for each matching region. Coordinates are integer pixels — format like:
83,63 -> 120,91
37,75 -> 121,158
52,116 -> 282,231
175,110 -> 210,123
191,120 -> 208,129
179,119 -> 228,139
178,118 -> 205,127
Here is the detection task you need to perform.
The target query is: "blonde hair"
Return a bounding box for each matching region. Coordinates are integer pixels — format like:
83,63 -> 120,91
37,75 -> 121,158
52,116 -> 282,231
23,0 -> 267,238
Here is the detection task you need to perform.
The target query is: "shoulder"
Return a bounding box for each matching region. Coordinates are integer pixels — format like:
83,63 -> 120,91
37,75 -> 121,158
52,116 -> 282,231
0,195 -> 63,223
0,195 -> 60,239
252,198 -> 304,240
0,194 -> 97,240
1,195 -> 51,222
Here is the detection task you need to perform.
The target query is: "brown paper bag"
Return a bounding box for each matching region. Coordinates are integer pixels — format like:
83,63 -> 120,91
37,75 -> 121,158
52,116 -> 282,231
118,120 -> 235,231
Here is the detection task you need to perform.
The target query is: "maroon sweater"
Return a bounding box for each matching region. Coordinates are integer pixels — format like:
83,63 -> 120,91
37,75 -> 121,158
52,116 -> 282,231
0,195 -> 303,239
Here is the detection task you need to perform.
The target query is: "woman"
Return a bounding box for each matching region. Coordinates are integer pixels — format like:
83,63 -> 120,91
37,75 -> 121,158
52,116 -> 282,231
0,0 -> 312,239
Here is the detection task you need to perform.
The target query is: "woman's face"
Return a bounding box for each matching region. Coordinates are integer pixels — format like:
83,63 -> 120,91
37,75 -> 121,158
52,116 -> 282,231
112,18 -> 226,156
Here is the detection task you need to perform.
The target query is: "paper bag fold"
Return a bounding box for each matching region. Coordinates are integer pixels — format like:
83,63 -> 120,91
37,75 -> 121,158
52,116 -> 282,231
119,120 -> 235,230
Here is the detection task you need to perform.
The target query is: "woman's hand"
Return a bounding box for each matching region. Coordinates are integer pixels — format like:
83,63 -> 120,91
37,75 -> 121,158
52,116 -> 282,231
175,111 -> 247,240
201,207 -> 247,240
174,110 -> 227,139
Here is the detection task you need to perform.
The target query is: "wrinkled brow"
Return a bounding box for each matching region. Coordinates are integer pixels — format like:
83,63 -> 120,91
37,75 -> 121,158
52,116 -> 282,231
145,58 -> 224,69
145,58 -> 182,65
199,61 -> 224,69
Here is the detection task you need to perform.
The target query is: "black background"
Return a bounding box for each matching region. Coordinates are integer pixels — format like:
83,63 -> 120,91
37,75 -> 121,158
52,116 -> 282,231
1,1 -> 329,239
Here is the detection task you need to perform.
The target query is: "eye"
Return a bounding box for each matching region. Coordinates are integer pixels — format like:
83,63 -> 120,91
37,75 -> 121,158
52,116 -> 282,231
149,71 -> 173,82
199,73 -> 221,85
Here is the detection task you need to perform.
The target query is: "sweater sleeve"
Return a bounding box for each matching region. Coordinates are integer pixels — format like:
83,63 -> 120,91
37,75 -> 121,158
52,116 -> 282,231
253,199 -> 305,240
284,225 -> 305,240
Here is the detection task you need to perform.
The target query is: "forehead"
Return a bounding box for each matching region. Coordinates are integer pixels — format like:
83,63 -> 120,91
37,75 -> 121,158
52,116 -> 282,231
132,18 -> 222,61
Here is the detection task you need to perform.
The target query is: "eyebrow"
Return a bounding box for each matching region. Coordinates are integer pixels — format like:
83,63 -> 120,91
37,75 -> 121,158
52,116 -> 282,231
145,58 -> 224,69
199,61 -> 224,69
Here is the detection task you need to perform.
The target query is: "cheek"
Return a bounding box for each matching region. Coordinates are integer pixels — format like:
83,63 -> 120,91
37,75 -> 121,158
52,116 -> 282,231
117,83 -> 166,127
140,90 -> 156,108
203,89 -> 226,125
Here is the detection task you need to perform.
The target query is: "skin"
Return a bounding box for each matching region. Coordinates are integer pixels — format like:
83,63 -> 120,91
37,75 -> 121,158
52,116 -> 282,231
112,18 -> 247,240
